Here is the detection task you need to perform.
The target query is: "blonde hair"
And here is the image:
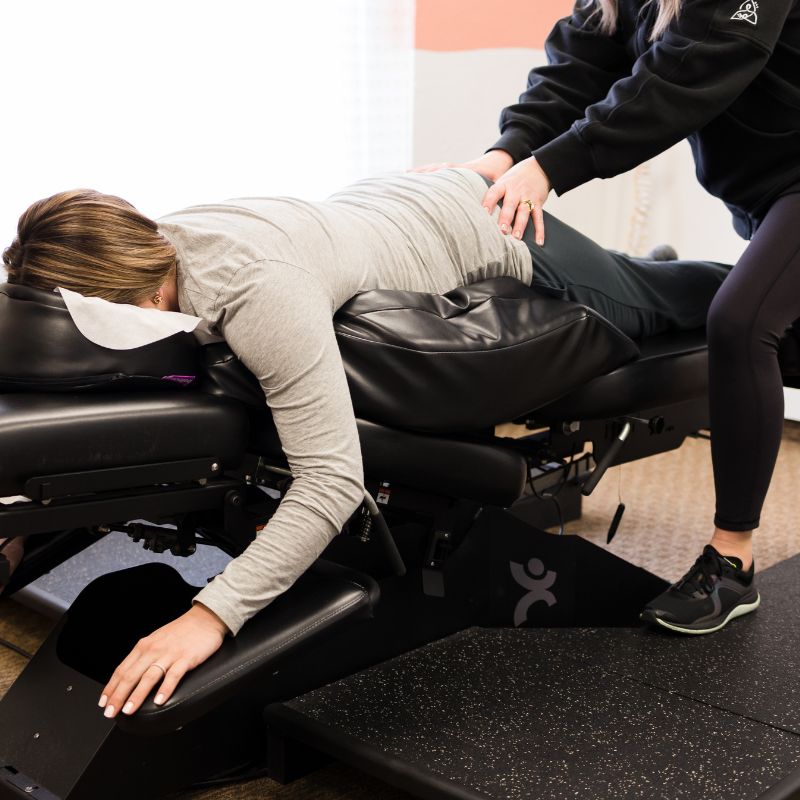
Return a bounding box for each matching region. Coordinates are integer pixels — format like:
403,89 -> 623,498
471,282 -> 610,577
2,189 -> 176,305
591,0 -> 682,40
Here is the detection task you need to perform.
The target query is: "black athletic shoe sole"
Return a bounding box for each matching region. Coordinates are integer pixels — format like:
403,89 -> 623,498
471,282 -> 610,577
640,591 -> 760,634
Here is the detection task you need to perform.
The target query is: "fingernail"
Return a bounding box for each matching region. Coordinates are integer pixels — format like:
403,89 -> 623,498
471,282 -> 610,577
500,224 -> 508,232
484,206 -> 491,213
104,705 -> 115,719
537,238 -> 544,246
514,231 -> 521,239
122,701 -> 134,715
98,695 -> 108,708
154,693 -> 165,705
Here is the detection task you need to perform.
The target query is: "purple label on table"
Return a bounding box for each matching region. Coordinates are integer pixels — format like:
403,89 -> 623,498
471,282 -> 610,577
162,374 -> 196,385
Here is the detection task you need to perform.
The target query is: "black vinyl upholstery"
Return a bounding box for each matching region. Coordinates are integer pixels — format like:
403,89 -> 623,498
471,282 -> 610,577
47,560 -> 376,736
335,277 -> 640,431
0,393 -> 249,496
355,420 -> 526,507
0,278 -> 640,434
246,407 -> 527,506
0,394 -> 527,507
0,278 -> 698,505
111,561 -> 375,735
531,329 -> 709,422
0,284 -> 202,392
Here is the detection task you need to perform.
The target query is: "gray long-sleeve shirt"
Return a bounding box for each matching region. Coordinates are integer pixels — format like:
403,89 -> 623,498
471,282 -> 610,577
157,168 -> 532,634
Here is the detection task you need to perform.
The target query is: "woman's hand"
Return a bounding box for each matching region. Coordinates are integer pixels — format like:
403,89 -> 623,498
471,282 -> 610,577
483,156 -> 552,246
411,149 -> 514,182
98,602 -> 229,718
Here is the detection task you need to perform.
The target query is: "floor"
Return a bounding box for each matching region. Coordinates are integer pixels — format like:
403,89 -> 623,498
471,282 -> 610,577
1,421 -> 799,799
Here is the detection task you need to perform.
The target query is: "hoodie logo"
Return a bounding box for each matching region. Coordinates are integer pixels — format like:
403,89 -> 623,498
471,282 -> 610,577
731,0 -> 758,24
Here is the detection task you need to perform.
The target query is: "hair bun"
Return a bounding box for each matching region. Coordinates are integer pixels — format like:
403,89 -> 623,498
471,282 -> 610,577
2,239 -> 24,279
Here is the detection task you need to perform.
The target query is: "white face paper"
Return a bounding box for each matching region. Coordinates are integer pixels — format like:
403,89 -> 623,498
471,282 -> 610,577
58,287 -> 202,351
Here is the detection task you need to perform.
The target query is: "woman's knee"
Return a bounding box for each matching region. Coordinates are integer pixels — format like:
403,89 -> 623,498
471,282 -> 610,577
706,291 -> 754,352
707,288 -> 788,360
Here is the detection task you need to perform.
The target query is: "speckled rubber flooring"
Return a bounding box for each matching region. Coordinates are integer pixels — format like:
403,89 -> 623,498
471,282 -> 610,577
278,616 -> 800,800
1,421 -> 799,799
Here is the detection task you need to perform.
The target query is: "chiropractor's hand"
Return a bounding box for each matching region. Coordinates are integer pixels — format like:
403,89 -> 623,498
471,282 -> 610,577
411,149 -> 514,182
483,155 -> 552,246
98,602 -> 229,718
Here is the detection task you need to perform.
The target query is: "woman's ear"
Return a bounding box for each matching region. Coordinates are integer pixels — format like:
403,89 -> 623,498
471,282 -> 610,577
136,285 -> 166,310
137,269 -> 179,311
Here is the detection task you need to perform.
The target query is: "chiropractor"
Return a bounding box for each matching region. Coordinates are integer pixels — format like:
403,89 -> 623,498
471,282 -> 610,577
418,0 -> 800,633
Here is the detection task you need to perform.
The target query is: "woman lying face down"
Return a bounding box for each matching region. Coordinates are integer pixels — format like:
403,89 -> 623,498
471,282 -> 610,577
1,174 -> 730,717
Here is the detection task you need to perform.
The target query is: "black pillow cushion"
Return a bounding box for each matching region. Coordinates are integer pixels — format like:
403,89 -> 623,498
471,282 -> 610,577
0,283 -> 201,393
334,277 -> 640,432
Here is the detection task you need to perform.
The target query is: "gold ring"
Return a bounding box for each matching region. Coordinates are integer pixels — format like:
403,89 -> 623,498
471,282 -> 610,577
522,199 -> 535,212
149,663 -> 167,677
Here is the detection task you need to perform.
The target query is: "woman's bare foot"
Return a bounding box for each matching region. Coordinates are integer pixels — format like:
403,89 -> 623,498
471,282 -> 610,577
0,537 -> 26,594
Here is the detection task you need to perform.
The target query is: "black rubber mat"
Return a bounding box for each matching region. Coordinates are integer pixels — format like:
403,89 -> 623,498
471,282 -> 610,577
268,554 -> 800,800
531,552 -> 800,734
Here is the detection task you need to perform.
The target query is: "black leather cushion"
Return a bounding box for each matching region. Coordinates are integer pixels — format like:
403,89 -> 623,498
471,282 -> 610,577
0,279 -> 639,434
355,420 -> 527,507
199,277 -> 640,432
335,277 -> 639,431
0,390 -> 525,506
51,560 -> 376,736
0,283 -> 202,392
0,393 -> 249,495
248,414 -> 528,508
531,329 -> 709,422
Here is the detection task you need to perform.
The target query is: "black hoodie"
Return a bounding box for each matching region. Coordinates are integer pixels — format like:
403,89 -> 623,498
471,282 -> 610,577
492,0 -> 800,239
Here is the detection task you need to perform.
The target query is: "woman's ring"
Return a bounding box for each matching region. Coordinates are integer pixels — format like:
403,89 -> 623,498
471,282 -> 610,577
522,199 -> 535,212
149,663 -> 167,677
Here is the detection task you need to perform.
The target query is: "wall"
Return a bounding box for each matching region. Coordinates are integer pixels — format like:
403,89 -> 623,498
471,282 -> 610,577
0,1 -> 414,246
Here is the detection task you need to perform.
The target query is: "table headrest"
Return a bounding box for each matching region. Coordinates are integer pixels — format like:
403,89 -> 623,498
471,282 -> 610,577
0,283 -> 202,392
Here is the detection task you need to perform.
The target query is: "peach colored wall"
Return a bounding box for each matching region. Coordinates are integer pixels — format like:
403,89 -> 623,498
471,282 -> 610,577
416,0 -> 573,51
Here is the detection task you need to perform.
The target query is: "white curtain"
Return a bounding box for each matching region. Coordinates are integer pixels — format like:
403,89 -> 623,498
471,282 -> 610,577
0,0 -> 415,251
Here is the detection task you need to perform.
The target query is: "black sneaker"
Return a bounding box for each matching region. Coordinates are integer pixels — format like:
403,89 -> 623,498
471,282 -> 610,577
640,544 -> 760,634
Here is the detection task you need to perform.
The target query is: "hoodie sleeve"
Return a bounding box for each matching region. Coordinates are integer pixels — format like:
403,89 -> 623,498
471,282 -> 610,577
530,0 -> 794,195
490,1 -> 633,164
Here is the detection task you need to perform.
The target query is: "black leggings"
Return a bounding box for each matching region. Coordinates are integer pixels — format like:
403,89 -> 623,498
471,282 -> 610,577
705,193 -> 800,531
520,209 -> 730,340
517,196 -> 800,533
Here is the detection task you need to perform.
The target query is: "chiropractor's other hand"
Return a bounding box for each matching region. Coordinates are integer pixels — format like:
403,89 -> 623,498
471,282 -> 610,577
411,149 -> 513,182
483,156 -> 552,246
98,602 -> 228,718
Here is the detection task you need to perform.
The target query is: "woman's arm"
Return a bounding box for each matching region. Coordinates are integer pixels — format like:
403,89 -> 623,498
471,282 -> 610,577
530,0 -> 794,196
486,0 -> 794,240
412,2 -> 630,184
99,262 -> 364,717
192,262 -> 365,633
491,0 -> 632,165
